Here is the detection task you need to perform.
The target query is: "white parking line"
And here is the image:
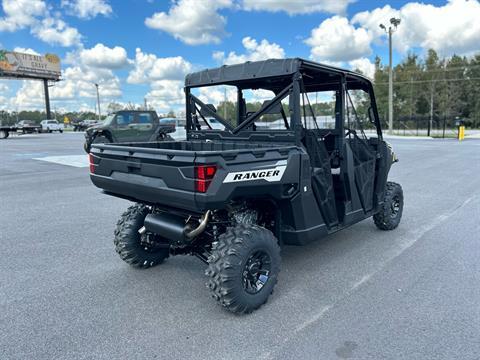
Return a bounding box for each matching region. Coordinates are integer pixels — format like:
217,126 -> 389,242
33,155 -> 89,168
260,194 -> 479,360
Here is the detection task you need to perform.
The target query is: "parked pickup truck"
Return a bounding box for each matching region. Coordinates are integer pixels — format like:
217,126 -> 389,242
0,121 -> 41,138
89,58 -> 403,314
15,120 -> 41,134
40,119 -> 64,133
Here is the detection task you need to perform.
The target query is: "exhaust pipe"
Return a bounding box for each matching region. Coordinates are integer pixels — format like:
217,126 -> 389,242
143,210 -> 211,242
185,210 -> 211,239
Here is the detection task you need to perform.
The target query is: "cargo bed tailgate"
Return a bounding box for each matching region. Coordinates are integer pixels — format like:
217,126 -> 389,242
90,141 -> 301,212
90,144 -> 198,210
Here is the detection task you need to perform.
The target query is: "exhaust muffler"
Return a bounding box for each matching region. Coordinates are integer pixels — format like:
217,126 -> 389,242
143,210 -> 211,242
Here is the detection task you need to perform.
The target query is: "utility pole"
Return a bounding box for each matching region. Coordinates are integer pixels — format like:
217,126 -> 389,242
429,83 -> 434,136
43,79 -> 52,119
224,87 -> 227,120
94,83 -> 101,121
379,18 -> 401,135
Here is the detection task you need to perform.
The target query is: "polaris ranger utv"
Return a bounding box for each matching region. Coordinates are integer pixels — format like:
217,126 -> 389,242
89,58 -> 403,314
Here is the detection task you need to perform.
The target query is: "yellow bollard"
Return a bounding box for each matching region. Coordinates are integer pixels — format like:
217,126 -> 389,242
458,126 -> 465,141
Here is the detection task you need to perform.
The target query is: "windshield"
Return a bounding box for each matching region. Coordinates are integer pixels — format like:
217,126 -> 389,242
103,114 -> 115,126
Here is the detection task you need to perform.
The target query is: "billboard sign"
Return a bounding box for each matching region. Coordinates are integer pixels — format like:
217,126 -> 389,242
0,50 -> 61,80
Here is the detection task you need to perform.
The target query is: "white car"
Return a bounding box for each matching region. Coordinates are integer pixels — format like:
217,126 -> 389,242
205,117 -> 225,130
40,119 -> 64,133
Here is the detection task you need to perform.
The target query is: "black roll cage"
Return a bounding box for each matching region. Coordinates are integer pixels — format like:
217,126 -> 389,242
184,58 -> 383,146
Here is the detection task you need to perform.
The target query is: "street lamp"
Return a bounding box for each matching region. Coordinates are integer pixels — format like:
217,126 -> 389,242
94,83 -> 101,121
379,17 -> 401,135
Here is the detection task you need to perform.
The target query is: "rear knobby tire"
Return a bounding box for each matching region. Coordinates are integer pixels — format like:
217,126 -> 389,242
114,203 -> 169,268
374,181 -> 403,230
205,224 -> 281,314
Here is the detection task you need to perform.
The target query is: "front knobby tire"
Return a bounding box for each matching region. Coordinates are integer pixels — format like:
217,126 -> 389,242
85,135 -> 110,153
374,181 -> 404,230
114,203 -> 169,268
205,224 -> 281,314
92,135 -> 110,145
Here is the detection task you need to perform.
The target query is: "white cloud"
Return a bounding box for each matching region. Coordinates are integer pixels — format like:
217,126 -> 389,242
61,0 -> 112,19
352,0 -> 480,56
0,1 -> 83,48
32,17 -> 82,47
13,47 -> 40,55
126,49 -> 192,112
145,80 -> 185,112
213,36 -> 285,65
10,64 -> 122,111
10,81 -> 46,110
351,5 -> 399,41
0,0 -> 46,32
242,0 -> 353,15
9,78 -> 80,110
349,57 -> 375,79
80,43 -> 128,69
196,86 -> 237,105
127,48 -> 192,84
0,81 -> 9,92
0,95 -> 8,110
0,0 -> 83,48
305,16 -> 372,63
145,0 -> 233,45
63,66 -> 121,98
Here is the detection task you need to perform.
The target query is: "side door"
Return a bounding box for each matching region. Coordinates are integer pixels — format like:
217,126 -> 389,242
133,112 -> 156,141
111,112 -> 137,142
344,86 -> 377,212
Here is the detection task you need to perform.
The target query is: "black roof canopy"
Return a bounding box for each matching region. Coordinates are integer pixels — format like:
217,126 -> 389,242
185,58 -> 372,92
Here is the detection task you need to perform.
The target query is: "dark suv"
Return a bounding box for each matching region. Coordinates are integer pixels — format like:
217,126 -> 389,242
84,110 -> 174,152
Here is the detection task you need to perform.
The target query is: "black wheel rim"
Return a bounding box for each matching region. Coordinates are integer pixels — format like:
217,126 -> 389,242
391,195 -> 401,218
242,250 -> 271,294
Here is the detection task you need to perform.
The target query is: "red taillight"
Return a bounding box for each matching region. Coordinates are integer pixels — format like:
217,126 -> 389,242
89,153 -> 95,174
195,165 -> 217,193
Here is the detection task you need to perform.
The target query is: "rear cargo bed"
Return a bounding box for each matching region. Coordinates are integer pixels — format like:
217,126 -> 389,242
89,140 -> 299,212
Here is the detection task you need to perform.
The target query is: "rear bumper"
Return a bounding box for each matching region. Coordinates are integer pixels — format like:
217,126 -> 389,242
90,173 -> 200,212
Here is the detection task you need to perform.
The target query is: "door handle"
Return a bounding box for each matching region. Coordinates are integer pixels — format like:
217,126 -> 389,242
127,161 -> 141,169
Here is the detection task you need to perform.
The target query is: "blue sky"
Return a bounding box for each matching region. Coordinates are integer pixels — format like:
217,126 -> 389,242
0,0 -> 479,114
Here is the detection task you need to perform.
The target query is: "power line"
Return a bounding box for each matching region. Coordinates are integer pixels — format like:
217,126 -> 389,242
374,77 -> 480,85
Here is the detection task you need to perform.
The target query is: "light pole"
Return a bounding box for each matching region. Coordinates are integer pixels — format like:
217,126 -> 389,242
94,83 -> 101,121
379,17 -> 401,135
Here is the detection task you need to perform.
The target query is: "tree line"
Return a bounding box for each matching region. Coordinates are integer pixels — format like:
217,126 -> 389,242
372,49 -> 480,129
1,49 -> 478,130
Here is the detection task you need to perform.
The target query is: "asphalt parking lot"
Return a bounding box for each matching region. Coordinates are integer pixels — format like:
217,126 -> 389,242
1,132 -> 479,360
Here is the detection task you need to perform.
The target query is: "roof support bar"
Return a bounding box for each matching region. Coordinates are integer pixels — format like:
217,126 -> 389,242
232,83 -> 293,134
